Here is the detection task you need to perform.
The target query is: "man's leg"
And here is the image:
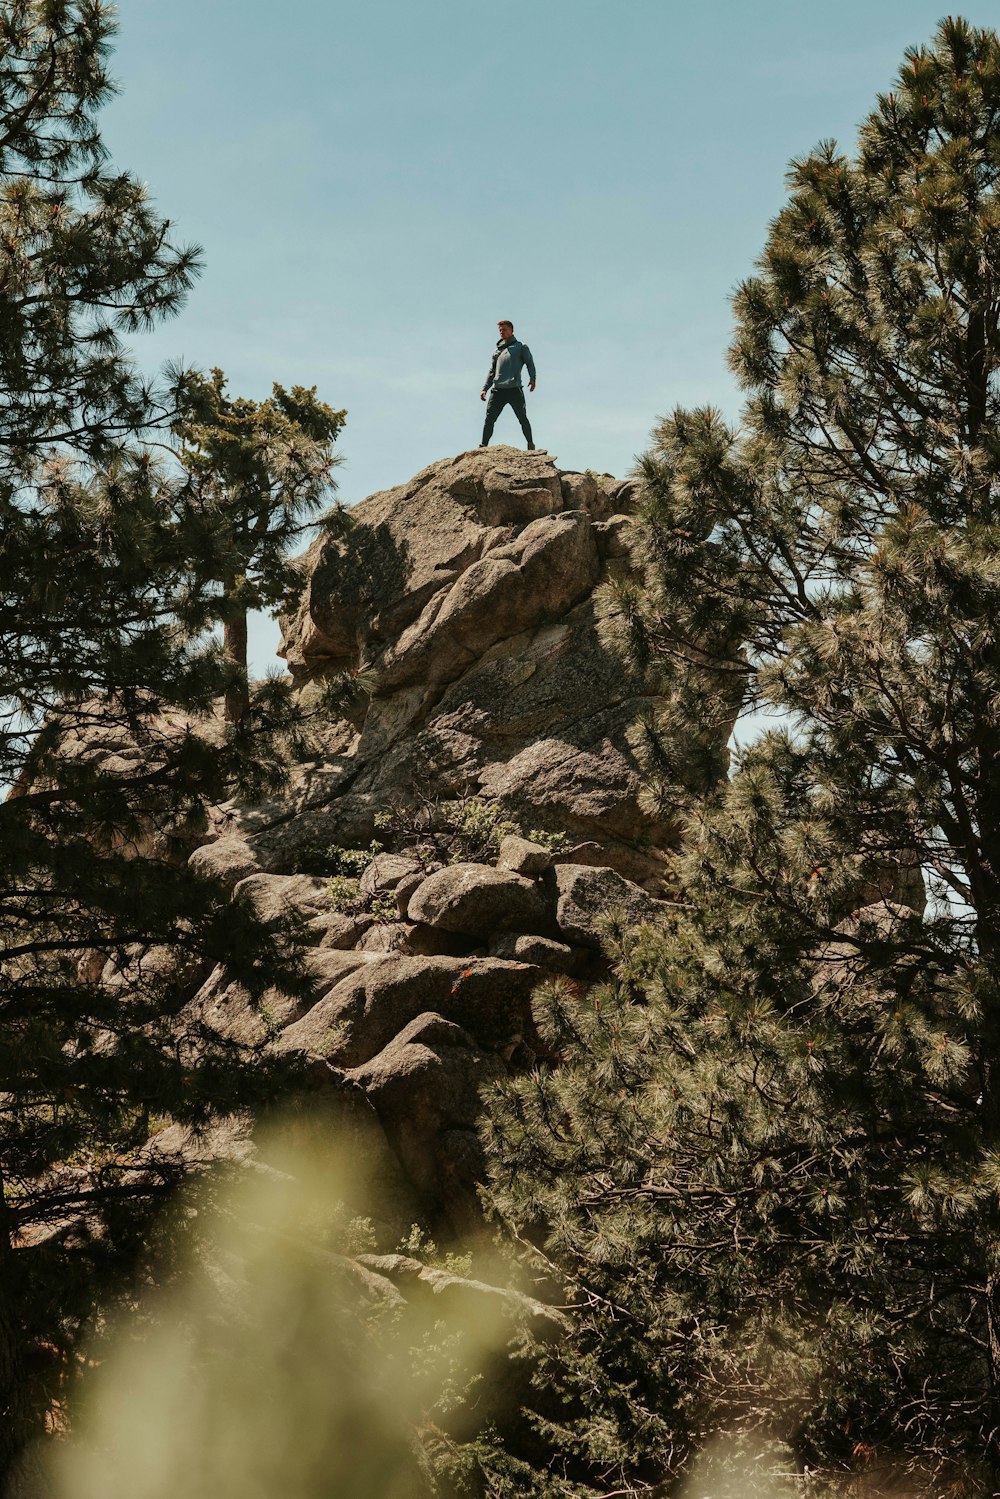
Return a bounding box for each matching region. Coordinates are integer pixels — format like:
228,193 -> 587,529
509,388 -> 534,448
481,389 -> 513,445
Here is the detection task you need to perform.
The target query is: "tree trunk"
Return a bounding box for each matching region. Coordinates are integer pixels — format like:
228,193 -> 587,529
0,1184 -> 31,1492
222,590 -> 249,724
985,1250 -> 1000,1493
974,819 -> 1000,1490
0,1311 -> 31,1496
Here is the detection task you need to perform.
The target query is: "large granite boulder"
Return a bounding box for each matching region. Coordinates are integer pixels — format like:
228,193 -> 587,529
202,447 -> 679,886
376,510 -> 600,694
189,836 -> 262,891
348,1013 -> 504,1232
549,863 -> 670,948
407,863 -> 550,939
170,448 -> 713,1231
280,448 -> 567,680
270,952 -> 540,1068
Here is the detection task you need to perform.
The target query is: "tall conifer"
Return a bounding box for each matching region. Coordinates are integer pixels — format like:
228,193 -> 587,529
483,19 -> 1000,1496
171,369 -> 347,722
0,4 -> 323,1476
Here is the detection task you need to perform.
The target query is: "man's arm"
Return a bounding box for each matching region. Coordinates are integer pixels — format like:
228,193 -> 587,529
523,343 -> 537,392
482,350 -> 498,396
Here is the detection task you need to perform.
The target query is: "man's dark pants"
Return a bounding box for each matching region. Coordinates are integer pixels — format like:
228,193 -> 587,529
481,387 -> 533,447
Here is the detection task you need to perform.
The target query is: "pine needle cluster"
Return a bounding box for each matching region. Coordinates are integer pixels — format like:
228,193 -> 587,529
170,369 -> 348,721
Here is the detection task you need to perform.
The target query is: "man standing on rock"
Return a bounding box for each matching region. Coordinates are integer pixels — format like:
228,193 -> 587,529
480,319 -> 536,449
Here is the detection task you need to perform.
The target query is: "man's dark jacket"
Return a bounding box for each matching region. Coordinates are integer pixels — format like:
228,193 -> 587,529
482,337 -> 536,394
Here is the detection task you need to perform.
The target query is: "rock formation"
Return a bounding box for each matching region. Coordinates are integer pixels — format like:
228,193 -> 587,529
183,446 -> 683,1236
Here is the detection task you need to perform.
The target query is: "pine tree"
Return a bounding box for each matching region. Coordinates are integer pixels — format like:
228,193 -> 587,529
0,1 -> 200,466
170,369 -> 348,721
0,5 -> 321,1478
482,19 -> 1000,1497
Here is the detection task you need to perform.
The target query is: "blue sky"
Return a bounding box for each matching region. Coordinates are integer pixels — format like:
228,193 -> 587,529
102,0 -> 970,670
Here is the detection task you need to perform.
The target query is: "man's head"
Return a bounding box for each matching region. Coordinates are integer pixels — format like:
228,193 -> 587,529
497,319 -> 514,342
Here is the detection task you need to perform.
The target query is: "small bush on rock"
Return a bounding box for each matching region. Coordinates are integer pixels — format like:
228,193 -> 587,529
292,841 -> 382,877
447,799 -> 519,863
325,858 -> 400,924
526,827 -> 570,854
325,875 -> 362,914
374,795 -> 556,866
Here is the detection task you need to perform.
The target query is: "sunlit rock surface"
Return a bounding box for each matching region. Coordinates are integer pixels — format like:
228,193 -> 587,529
180,447 -> 695,1233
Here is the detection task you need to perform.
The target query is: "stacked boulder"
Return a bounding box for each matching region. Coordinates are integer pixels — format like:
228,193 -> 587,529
197,446 -> 678,891
187,835 -> 667,1235
182,446 -> 711,1233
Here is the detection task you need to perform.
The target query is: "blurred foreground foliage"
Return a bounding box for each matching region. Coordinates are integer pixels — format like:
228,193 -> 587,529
40,1119 -> 531,1499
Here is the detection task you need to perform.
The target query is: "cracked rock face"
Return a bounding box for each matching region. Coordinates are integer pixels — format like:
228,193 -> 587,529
180,447 -> 702,1234
185,844 -> 668,1236
222,447 -> 672,887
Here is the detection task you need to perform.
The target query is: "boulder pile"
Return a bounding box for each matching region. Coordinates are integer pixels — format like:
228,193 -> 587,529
182,446 -> 701,1233
186,834 -> 668,1235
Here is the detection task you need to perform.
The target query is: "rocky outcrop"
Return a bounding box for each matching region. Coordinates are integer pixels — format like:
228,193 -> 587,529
213,447 -> 674,888
184,835 -> 669,1234
550,863 -> 667,948
176,447 -> 704,1234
